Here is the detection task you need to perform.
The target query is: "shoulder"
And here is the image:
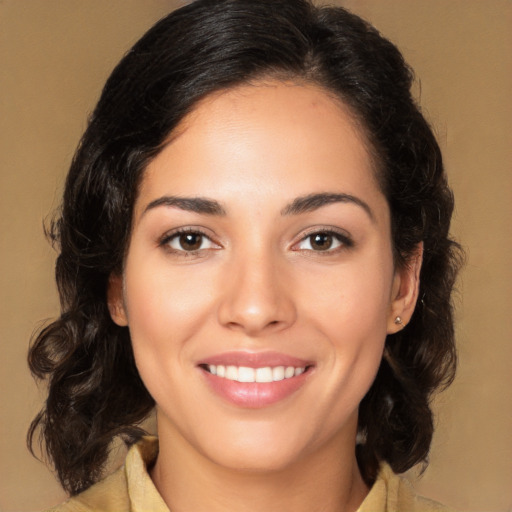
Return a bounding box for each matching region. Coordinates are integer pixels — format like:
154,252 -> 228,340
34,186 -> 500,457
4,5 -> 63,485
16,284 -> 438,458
44,465 -> 129,512
44,436 -> 161,512
358,464 -> 456,512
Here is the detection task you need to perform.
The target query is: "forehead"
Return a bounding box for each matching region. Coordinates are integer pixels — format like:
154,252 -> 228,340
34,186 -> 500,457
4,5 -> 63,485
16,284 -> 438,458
136,80 -> 384,218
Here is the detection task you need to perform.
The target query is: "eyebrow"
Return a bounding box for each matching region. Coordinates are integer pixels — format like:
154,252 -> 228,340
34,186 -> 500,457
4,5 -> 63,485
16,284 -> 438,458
142,192 -> 374,220
281,193 -> 374,220
143,196 -> 227,216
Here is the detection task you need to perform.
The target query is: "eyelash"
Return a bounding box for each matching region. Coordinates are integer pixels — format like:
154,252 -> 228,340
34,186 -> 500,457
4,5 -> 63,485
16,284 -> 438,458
292,228 -> 354,254
159,228 -> 220,256
159,227 -> 354,257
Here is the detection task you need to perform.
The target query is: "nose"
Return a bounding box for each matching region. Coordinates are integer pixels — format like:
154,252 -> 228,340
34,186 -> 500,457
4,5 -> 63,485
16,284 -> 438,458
217,249 -> 297,336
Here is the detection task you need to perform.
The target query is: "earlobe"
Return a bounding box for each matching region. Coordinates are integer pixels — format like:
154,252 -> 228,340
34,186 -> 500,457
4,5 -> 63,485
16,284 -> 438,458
387,243 -> 423,334
107,273 -> 128,326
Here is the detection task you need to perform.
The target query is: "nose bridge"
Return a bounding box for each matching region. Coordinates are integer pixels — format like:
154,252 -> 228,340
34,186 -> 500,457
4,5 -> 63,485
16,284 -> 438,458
218,242 -> 295,335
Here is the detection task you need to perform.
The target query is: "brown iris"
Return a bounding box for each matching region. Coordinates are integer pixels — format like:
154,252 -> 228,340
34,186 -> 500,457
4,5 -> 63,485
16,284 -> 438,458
179,233 -> 203,251
310,233 -> 334,251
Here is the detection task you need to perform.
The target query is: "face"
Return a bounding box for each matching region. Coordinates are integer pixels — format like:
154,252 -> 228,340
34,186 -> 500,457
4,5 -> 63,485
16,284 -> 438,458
109,81 -> 420,473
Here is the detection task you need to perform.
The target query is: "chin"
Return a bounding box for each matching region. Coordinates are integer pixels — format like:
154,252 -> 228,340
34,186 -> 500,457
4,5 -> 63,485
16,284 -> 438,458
192,417 -> 335,474
206,441 -> 305,474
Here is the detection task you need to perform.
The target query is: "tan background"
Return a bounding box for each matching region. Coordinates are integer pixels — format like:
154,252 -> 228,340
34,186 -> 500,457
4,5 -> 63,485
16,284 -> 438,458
1,1 -> 510,511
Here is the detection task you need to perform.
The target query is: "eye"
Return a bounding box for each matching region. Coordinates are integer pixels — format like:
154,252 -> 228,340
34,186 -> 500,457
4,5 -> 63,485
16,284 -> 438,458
162,230 -> 218,253
295,230 -> 352,252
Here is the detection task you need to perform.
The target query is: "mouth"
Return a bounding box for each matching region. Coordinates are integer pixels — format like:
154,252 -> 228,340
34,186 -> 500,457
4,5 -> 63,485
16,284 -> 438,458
200,364 -> 308,383
197,352 -> 313,408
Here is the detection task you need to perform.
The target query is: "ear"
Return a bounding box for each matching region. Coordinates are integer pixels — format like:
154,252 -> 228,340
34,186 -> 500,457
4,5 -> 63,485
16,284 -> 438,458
107,273 -> 128,326
387,243 -> 423,334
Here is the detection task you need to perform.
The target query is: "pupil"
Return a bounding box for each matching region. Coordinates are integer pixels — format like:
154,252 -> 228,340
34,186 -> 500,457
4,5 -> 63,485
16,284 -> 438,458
312,233 -> 332,250
180,233 -> 201,250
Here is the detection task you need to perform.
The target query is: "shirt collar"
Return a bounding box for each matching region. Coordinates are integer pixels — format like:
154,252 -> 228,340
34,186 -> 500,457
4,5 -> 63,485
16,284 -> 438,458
125,436 -> 403,512
125,436 -> 170,512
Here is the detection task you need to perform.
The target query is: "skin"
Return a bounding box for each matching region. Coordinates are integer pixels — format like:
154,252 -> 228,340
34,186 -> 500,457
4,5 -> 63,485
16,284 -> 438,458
109,81 -> 421,512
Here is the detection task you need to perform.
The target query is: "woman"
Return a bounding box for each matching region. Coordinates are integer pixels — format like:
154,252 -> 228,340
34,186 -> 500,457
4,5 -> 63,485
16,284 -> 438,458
28,0 -> 462,510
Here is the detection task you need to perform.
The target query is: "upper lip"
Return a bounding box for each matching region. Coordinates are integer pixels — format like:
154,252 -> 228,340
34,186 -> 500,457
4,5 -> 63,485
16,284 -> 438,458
197,351 -> 313,368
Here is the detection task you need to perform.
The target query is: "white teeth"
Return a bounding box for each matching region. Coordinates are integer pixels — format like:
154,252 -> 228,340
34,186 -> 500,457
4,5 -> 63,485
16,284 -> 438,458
238,367 -> 255,382
225,365 -> 238,380
272,366 -> 285,381
255,367 -> 273,383
207,364 -> 306,383
285,366 -> 295,378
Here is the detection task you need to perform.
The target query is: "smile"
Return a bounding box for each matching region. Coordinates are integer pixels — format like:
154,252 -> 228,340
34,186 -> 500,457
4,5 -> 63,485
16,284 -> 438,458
198,352 -> 313,407
205,365 -> 306,383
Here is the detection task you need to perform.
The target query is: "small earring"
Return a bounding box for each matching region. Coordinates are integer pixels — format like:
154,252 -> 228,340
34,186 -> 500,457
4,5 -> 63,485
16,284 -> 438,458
394,316 -> 406,329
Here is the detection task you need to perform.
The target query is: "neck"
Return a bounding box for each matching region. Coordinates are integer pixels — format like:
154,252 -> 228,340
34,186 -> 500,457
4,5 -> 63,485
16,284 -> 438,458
151,417 -> 369,512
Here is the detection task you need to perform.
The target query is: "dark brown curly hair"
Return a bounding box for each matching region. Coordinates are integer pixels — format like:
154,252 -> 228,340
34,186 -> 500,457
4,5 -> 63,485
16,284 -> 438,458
28,0 -> 463,496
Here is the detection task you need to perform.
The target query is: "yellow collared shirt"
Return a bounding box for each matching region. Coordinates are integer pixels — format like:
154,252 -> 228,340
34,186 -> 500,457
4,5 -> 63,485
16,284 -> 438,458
47,436 -> 453,512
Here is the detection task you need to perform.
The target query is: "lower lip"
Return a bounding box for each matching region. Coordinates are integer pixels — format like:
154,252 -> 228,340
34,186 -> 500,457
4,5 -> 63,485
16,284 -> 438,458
201,368 -> 310,408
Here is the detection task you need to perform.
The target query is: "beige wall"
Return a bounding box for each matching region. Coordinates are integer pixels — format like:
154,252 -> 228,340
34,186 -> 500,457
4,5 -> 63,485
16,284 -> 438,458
1,1 -> 510,511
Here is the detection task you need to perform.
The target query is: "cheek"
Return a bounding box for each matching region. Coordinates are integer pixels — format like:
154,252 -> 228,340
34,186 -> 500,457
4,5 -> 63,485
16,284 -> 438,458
124,252 -> 213,329
299,258 -> 393,334
297,252 -> 392,387
121,251 -> 222,382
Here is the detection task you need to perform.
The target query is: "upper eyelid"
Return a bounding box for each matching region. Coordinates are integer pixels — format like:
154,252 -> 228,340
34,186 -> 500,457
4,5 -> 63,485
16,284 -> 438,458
157,225 -> 353,249
159,228 -> 222,256
291,227 -> 354,250
295,226 -> 353,242
159,226 -> 215,243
